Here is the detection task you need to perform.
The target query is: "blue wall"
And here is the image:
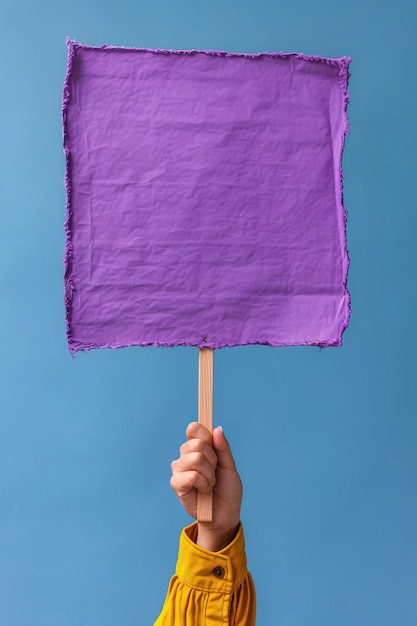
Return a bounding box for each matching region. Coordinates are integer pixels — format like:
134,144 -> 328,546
1,1 -> 416,624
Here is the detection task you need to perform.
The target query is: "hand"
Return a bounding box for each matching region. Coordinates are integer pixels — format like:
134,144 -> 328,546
170,422 -> 243,551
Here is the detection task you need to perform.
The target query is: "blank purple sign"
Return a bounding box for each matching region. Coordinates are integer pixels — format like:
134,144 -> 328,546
63,41 -> 351,354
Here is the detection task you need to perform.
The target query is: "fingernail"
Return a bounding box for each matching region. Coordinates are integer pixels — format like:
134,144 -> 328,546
217,425 -> 223,432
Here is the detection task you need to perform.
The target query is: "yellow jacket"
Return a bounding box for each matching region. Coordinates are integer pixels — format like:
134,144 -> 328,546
154,522 -> 256,625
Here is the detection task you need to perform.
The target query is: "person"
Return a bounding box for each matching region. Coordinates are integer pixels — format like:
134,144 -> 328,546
154,422 -> 256,625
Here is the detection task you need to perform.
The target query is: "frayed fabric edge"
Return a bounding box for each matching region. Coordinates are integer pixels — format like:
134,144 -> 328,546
336,58 -> 352,344
63,40 -> 76,355
68,336 -> 343,356
66,38 -> 351,68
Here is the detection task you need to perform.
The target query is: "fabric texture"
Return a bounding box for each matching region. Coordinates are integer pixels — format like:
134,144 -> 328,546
154,523 -> 256,626
63,40 -> 351,354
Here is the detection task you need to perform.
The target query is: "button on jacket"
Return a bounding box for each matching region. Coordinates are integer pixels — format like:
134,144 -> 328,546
154,522 -> 256,625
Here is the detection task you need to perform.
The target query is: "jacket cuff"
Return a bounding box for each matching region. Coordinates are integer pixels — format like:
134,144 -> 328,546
175,522 -> 248,592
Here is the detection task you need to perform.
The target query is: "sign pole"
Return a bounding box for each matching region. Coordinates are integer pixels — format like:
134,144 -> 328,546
197,348 -> 214,522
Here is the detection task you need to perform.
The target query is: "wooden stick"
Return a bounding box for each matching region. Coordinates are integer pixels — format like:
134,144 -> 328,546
197,348 -> 214,522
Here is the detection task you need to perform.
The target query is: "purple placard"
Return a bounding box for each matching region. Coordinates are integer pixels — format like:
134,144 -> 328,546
63,40 -> 351,354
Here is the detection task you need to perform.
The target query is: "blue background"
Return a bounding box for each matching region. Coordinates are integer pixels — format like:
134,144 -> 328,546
1,1 -> 416,624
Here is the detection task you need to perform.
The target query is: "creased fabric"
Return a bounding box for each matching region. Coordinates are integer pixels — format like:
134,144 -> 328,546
154,523 -> 256,626
63,40 -> 351,354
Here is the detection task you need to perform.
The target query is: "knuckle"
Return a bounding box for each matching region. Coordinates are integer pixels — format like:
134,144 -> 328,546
191,451 -> 205,467
187,438 -> 204,453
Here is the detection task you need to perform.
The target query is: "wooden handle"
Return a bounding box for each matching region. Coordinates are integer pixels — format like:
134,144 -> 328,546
197,348 -> 214,522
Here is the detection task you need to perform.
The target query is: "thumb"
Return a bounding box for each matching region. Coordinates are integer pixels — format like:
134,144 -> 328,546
212,427 -> 237,471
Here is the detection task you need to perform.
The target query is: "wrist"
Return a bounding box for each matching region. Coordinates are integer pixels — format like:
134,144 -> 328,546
196,521 -> 240,552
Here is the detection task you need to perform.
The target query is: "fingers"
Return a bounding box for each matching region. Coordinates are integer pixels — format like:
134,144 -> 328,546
170,422 -> 237,501
170,467 -> 213,496
179,436 -> 217,469
170,423 -> 217,497
171,448 -> 216,487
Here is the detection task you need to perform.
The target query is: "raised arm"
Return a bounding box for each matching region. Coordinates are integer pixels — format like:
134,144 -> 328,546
154,423 -> 256,626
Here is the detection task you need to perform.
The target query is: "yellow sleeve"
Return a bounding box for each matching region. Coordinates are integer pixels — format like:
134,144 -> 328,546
154,522 -> 256,626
